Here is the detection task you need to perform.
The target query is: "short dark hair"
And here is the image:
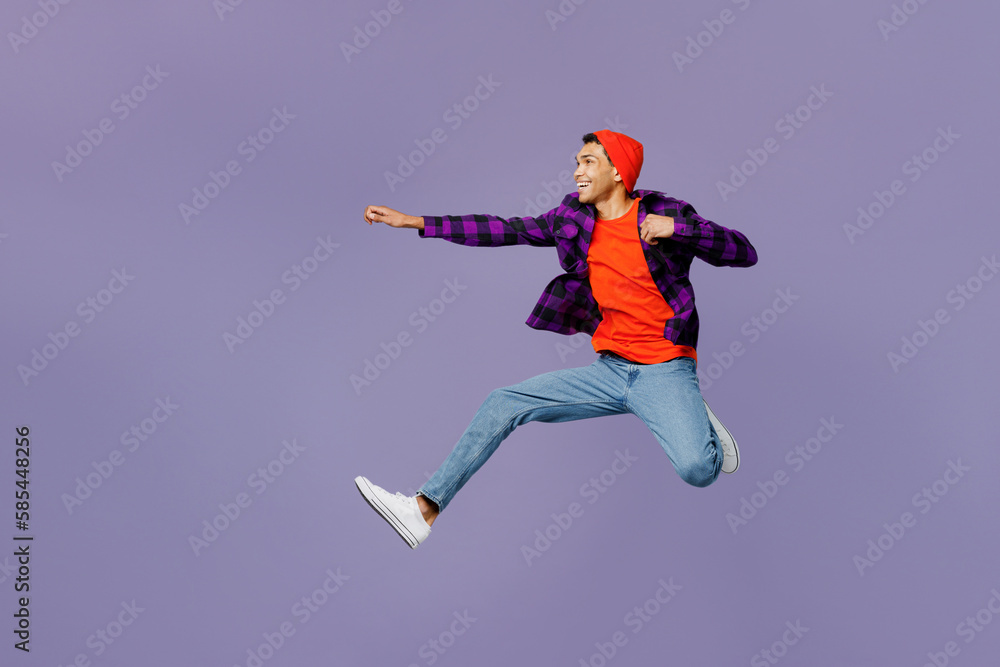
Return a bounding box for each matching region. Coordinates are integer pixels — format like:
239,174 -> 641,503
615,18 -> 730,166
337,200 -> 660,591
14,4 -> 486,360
581,133 -> 613,167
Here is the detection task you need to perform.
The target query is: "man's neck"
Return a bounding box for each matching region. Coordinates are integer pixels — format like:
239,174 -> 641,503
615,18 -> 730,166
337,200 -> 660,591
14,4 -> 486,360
594,190 -> 634,220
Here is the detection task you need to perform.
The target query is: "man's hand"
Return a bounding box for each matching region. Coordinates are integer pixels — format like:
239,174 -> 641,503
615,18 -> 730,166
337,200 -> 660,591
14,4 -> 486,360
364,205 -> 424,230
639,213 -> 674,245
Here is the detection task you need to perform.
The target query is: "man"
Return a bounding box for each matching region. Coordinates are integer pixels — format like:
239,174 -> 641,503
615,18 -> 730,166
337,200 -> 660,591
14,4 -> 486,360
356,130 -> 758,549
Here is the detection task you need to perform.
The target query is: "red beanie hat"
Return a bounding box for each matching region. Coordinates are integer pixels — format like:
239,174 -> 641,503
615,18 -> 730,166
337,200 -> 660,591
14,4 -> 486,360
593,129 -> 643,194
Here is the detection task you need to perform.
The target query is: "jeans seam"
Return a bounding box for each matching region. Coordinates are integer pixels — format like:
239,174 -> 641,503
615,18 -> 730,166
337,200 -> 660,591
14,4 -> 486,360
622,365 -> 638,411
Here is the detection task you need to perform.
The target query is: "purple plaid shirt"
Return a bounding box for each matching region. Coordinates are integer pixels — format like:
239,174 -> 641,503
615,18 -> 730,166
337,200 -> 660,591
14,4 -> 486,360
418,189 -> 757,350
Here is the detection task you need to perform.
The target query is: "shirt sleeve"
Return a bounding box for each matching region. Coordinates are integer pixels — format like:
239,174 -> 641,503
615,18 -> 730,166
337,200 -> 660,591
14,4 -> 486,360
417,206 -> 559,248
668,201 -> 758,267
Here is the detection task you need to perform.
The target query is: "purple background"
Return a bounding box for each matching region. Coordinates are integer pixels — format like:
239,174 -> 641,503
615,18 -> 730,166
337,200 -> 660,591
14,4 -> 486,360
2,1 -> 998,665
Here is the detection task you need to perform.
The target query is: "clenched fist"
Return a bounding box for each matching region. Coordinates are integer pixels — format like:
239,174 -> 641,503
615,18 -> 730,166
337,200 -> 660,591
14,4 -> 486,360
364,205 -> 424,230
639,213 -> 674,245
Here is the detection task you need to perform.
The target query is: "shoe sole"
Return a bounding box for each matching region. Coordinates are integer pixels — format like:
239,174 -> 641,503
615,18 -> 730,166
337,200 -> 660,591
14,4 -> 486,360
704,400 -> 739,474
354,476 -> 419,548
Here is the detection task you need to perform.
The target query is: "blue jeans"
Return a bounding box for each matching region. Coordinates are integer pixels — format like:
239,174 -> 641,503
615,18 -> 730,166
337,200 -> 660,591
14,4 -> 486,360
418,351 -> 723,513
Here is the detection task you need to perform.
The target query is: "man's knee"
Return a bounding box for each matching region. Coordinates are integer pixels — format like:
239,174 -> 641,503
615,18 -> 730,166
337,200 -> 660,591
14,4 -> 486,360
676,458 -> 717,488
486,386 -> 517,408
484,386 -> 530,425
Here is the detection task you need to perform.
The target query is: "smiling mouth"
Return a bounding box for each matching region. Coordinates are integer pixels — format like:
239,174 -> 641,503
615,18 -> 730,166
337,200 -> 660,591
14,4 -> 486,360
577,182 -> 591,190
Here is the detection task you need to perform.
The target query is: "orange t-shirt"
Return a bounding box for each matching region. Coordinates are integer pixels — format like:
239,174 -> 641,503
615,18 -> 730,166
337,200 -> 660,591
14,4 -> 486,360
586,197 -> 698,365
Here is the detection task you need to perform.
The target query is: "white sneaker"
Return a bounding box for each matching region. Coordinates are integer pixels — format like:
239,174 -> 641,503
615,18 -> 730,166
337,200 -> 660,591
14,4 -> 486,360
704,400 -> 739,474
354,476 -> 431,548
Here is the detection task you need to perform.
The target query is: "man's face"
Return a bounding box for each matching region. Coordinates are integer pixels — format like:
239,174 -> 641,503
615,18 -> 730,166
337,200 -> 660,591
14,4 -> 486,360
574,142 -> 621,204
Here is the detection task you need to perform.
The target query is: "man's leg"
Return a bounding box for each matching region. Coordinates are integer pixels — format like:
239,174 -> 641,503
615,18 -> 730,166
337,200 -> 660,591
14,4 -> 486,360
417,356 -> 631,515
623,355 -> 723,488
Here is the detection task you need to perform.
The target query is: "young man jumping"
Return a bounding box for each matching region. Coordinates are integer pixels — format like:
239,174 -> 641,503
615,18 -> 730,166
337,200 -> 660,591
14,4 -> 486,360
356,129 -> 758,548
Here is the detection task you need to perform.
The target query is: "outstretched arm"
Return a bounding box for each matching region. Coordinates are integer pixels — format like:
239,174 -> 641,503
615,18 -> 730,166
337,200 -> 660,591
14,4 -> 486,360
364,204 -> 559,248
